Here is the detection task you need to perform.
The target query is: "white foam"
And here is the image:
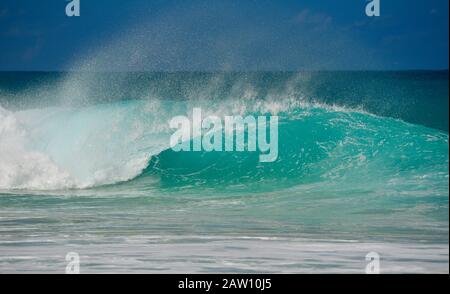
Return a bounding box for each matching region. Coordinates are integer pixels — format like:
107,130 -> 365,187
0,102 -> 169,190
0,106 -> 75,190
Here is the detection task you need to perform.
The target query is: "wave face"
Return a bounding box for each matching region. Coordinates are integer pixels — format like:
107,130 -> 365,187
1,97 -> 448,192
150,108 -> 449,203
0,72 -> 448,193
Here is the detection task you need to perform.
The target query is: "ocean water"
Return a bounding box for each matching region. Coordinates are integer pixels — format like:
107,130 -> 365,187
0,71 -> 448,273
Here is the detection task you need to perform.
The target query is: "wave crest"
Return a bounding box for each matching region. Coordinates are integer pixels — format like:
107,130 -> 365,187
2,95 -> 447,192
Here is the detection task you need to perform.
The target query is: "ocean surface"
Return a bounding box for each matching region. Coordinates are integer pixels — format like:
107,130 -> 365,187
0,71 -> 448,273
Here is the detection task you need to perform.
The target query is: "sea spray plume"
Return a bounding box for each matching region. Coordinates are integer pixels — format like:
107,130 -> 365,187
55,0 -> 381,107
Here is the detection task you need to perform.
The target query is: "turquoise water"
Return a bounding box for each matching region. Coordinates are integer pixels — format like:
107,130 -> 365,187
0,72 -> 448,273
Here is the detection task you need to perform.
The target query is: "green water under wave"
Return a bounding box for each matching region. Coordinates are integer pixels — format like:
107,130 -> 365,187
144,107 -> 448,191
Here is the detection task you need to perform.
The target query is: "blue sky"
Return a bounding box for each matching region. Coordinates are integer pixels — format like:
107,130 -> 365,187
0,0 -> 448,71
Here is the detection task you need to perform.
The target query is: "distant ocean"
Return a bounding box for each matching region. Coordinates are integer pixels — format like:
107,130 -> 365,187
0,71 -> 448,273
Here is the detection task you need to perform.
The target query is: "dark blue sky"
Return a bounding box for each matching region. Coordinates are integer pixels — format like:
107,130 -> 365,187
0,0 -> 448,71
